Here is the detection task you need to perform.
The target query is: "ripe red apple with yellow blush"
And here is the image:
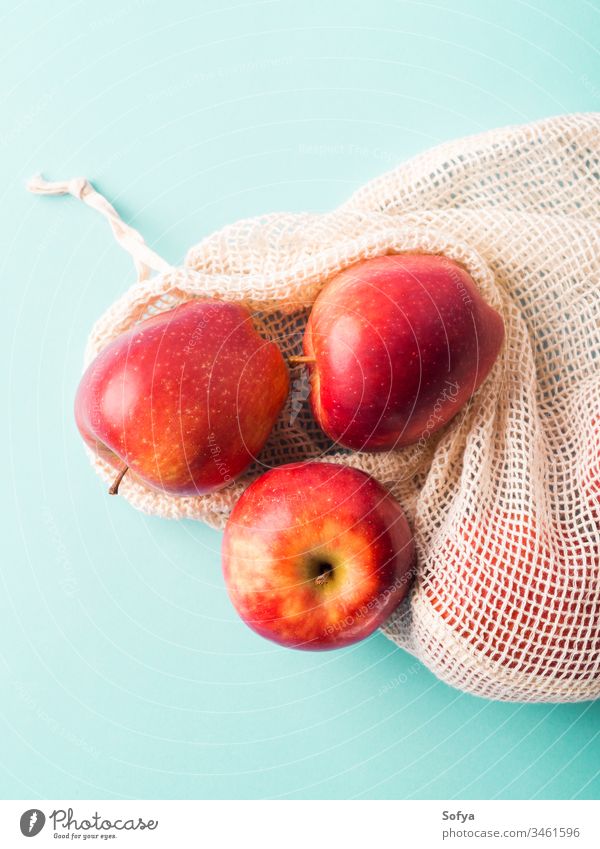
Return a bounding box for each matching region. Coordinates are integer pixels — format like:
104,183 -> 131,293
75,300 -> 289,496
297,254 -> 504,451
222,462 -> 415,649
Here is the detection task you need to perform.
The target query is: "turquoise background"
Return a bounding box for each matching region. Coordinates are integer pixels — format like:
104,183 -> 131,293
2,0 -> 600,800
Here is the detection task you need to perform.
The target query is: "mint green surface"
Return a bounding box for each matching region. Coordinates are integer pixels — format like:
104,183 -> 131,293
2,0 -> 600,800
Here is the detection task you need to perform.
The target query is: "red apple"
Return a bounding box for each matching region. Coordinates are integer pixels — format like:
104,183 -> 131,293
424,512 -> 599,677
301,254 -> 505,451
75,299 -> 289,496
222,462 -> 415,649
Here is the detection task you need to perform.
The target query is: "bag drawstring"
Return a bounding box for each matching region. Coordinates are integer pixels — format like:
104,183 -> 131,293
26,174 -> 172,283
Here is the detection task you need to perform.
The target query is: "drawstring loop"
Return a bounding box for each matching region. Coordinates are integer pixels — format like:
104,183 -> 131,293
27,174 -> 172,282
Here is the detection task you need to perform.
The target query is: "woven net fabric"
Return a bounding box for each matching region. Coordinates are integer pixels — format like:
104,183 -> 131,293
48,114 -> 600,701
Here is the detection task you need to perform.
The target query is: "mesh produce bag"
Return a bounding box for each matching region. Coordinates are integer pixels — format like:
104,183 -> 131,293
29,113 -> 600,702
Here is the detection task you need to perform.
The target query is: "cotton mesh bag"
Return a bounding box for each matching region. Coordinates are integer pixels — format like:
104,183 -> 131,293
29,113 -> 600,703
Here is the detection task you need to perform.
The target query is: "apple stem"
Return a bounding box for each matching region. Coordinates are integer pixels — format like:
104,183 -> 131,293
314,563 -> 334,586
289,355 -> 316,366
108,465 -> 129,496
